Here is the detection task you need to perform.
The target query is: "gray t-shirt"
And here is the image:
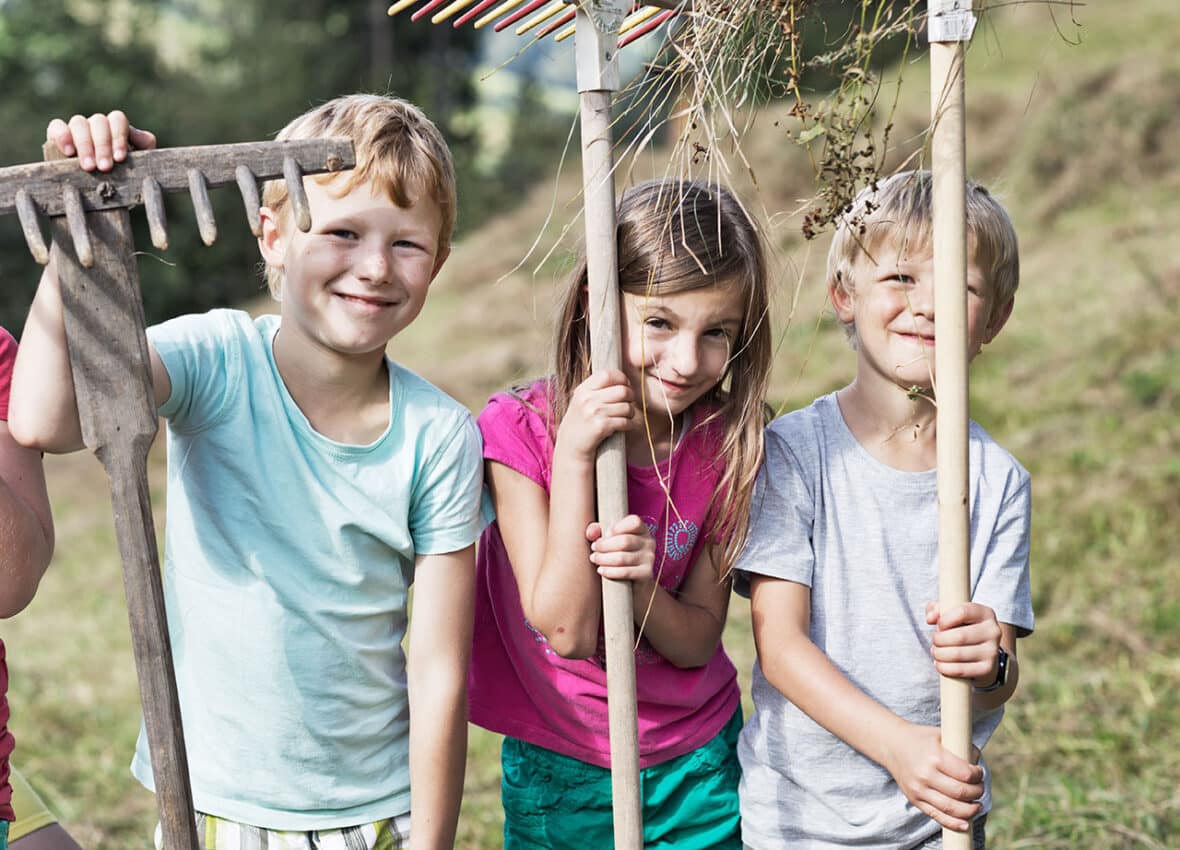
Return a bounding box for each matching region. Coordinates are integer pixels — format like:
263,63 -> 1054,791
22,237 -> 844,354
735,393 -> 1034,850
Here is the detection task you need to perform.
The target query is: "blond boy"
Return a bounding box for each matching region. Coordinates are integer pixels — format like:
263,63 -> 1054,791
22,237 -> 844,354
11,97 -> 485,850
736,171 -> 1033,849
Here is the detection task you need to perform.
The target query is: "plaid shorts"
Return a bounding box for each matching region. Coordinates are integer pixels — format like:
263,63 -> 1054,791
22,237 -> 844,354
154,811 -> 411,850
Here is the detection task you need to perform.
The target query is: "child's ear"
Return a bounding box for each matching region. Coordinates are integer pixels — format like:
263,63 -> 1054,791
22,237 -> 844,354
829,274 -> 856,323
983,295 -> 1015,343
429,245 -> 451,282
258,206 -> 286,268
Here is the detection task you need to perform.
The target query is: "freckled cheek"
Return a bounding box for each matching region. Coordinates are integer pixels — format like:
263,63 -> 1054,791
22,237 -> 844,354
291,241 -> 351,278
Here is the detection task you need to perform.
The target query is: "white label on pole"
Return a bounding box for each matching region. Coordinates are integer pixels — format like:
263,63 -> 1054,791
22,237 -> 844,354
928,0 -> 976,43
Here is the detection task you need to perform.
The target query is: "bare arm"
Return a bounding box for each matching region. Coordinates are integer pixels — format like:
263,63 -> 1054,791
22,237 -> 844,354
10,111 -> 167,453
10,261 -> 171,453
750,574 -> 984,833
485,455 -> 604,658
0,419 -> 55,617
407,545 -> 475,850
592,527 -> 730,668
487,370 -> 637,658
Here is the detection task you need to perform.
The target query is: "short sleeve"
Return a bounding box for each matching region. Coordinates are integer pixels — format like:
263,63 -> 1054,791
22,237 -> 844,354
477,390 -> 551,490
974,473 -> 1034,636
409,413 -> 487,556
148,310 -> 242,432
732,428 -> 817,597
0,326 -> 16,420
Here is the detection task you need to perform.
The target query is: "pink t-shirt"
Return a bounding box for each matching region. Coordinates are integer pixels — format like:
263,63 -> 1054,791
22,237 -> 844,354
1,326 -> 17,822
469,380 -> 740,769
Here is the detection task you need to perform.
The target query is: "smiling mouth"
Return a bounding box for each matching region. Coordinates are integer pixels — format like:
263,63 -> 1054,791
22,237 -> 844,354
336,292 -> 396,308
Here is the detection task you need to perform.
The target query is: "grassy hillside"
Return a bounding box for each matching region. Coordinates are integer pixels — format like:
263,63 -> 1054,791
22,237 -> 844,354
4,1 -> 1178,847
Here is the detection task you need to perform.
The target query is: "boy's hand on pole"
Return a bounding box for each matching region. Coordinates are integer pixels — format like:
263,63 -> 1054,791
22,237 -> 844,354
881,722 -> 983,833
45,110 -> 157,171
926,601 -> 1003,686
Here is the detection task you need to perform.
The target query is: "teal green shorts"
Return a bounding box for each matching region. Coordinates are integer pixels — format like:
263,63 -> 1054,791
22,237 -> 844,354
1,817 -> 9,850
501,708 -> 742,850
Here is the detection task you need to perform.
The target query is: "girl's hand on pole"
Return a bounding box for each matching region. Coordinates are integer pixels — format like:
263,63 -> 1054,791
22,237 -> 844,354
587,514 -> 656,584
880,722 -> 983,833
926,601 -> 1003,687
556,370 -> 636,462
45,110 -> 157,172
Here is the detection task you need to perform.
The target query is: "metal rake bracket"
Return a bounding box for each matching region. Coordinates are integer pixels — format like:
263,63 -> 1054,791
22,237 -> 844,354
0,138 -> 354,266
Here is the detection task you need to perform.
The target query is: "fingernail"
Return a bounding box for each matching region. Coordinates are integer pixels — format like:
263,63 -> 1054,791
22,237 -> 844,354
98,157 -> 112,170
81,156 -> 94,169
62,144 -> 75,155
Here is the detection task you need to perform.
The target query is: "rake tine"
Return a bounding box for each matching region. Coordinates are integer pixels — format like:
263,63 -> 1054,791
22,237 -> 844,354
411,0 -> 450,21
432,0 -> 478,23
510,0 -> 565,34
387,0 -> 422,15
187,169 -> 218,246
283,156 -> 312,233
454,0 -> 502,26
235,165 -> 262,238
538,7 -> 575,39
492,0 -> 547,31
62,184 -> 94,268
143,177 -> 170,251
474,0 -> 527,28
618,8 -> 674,47
14,188 -> 49,265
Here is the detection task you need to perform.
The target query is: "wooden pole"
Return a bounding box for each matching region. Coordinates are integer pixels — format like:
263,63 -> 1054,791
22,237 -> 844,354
928,2 -> 976,848
43,144 -> 202,850
576,3 -> 643,847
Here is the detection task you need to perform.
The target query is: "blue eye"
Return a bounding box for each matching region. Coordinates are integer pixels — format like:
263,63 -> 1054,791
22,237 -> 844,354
328,229 -> 358,240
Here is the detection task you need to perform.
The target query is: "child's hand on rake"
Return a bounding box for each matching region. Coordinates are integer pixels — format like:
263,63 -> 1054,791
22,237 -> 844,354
925,601 -> 1003,687
556,370 -> 636,463
587,514 -> 656,588
45,110 -> 157,172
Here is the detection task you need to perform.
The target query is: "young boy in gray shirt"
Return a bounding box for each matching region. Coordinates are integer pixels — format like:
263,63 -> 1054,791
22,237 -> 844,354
735,170 -> 1034,850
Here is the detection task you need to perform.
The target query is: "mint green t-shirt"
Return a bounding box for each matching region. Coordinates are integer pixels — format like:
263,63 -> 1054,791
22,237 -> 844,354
131,310 -> 485,829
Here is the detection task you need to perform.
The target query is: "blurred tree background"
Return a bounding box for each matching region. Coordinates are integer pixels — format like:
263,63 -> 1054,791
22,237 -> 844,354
0,0 -> 576,331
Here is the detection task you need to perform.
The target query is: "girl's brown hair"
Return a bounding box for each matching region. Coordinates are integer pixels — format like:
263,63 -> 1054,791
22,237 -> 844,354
551,178 -> 773,578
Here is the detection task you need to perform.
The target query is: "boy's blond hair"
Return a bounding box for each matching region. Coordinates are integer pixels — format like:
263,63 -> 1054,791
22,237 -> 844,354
826,169 -> 1019,339
261,93 -> 457,296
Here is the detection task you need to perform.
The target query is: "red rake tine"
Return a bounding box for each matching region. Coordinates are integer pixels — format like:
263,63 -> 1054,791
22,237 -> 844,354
494,0 -> 548,32
619,8 -> 675,47
411,0 -> 450,20
515,2 -> 570,36
536,7 -> 575,39
453,0 -> 503,25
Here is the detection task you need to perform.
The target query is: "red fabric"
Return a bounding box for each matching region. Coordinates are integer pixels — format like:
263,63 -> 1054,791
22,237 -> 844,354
0,326 -> 14,421
1,329 -> 16,820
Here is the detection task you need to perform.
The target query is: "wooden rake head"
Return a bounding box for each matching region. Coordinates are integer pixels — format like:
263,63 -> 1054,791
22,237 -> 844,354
0,139 -> 355,269
387,0 -> 686,48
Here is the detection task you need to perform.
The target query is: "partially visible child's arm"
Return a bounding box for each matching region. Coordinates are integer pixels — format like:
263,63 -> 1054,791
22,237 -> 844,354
407,545 -> 475,850
0,418 -> 54,618
9,112 -> 167,454
588,519 -> 729,668
488,370 -> 635,658
750,575 -> 985,833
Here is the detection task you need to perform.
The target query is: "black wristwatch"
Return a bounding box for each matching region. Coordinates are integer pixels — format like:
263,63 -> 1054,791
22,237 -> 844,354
974,646 -> 1009,693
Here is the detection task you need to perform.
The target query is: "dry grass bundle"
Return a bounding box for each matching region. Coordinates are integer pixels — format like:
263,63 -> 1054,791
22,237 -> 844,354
619,1 -> 924,238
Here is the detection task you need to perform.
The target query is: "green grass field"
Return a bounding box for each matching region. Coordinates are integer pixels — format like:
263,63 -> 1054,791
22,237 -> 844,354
5,1 -> 1179,847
